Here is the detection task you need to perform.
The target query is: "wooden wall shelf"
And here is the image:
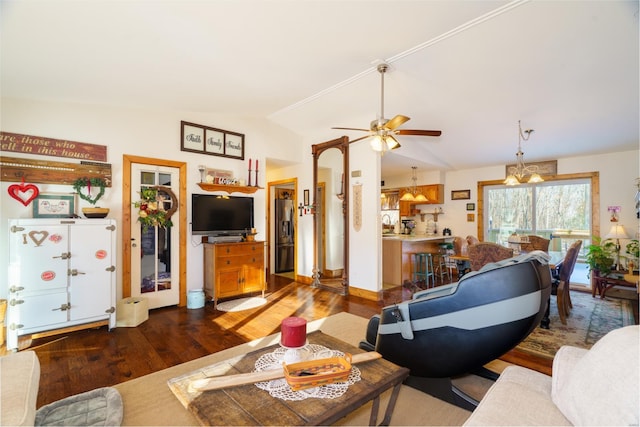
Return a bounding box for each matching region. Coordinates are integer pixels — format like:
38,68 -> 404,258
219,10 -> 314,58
197,182 -> 262,194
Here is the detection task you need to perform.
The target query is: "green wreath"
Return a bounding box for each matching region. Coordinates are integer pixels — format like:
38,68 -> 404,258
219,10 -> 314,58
73,177 -> 107,205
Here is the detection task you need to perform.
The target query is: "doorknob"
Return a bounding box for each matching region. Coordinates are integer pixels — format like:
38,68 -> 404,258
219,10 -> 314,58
131,238 -> 137,248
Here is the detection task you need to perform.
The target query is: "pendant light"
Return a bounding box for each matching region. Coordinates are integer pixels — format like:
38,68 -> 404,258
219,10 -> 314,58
400,166 -> 428,202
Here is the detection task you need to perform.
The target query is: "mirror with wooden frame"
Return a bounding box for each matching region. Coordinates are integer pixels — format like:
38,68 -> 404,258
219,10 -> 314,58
311,136 -> 349,295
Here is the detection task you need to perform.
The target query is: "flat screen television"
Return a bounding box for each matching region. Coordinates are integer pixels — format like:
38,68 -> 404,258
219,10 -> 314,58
191,194 -> 254,236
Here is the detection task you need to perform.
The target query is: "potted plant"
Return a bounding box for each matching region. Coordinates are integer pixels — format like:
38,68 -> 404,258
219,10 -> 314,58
73,177 -> 109,218
585,237 -> 616,278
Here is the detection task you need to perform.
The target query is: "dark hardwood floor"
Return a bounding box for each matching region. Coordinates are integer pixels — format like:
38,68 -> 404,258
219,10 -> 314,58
23,274 -> 552,408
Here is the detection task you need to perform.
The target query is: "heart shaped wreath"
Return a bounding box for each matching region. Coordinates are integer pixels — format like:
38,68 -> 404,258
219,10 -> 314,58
72,177 -> 107,205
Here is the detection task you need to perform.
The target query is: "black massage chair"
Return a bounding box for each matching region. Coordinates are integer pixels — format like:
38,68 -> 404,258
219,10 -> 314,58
359,251 -> 552,410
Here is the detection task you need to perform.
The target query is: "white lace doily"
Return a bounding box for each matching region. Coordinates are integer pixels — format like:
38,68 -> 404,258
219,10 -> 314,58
254,344 -> 361,401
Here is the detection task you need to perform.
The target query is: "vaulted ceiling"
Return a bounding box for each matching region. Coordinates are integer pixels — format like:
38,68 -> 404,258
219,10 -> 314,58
2,1 -> 638,180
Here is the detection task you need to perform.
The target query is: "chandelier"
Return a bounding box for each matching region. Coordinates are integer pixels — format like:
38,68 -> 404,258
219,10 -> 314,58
400,166 -> 428,202
504,120 -> 544,186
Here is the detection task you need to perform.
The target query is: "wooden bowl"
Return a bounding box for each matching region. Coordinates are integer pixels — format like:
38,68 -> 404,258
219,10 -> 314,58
82,207 -> 110,218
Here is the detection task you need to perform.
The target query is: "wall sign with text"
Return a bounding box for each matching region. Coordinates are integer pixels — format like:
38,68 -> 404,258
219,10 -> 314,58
0,131 -> 107,162
180,121 -> 244,160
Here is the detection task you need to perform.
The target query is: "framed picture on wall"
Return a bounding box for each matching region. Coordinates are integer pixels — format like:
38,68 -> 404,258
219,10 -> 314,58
181,122 -> 205,152
33,194 -> 76,218
224,132 -> 244,159
467,213 -> 475,222
452,189 -> 471,200
180,121 -> 245,160
466,203 -> 475,211
204,128 -> 224,155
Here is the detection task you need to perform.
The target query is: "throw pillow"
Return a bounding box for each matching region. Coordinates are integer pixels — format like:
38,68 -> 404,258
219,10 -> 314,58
552,325 -> 639,425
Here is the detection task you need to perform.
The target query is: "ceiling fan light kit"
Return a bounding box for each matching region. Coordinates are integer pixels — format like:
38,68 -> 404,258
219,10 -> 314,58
332,63 -> 442,153
504,120 -> 544,186
370,134 -> 399,152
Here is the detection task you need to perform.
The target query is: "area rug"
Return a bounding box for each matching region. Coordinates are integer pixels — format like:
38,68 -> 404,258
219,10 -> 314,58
516,290 -> 636,360
216,296 -> 267,312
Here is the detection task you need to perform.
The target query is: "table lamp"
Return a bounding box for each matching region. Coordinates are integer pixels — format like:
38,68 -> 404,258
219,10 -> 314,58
604,224 -> 630,271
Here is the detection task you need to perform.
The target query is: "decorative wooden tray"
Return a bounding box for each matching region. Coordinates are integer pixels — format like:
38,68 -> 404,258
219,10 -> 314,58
283,353 -> 352,391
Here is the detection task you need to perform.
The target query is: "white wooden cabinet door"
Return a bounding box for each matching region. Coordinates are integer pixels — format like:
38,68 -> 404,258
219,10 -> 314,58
8,221 -> 69,295
15,291 -> 69,333
68,221 -> 116,322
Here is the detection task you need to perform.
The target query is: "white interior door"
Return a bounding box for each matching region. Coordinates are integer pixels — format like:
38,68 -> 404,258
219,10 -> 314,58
130,164 -> 180,309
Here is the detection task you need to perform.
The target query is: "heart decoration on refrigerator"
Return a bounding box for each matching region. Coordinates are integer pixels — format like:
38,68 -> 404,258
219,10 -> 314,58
8,179 -> 39,206
28,230 -> 49,247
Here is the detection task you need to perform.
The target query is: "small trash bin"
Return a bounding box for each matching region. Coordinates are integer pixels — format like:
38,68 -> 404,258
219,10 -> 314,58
187,290 -> 205,309
116,297 -> 149,327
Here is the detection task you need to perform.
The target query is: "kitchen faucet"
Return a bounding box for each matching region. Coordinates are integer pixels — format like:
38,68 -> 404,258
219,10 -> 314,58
382,214 -> 392,233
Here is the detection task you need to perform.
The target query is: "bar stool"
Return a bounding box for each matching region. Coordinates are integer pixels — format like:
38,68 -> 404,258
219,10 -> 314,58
413,252 -> 435,289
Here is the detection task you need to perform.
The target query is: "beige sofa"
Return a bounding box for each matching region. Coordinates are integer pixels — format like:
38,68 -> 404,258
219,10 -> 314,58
465,324 -> 639,426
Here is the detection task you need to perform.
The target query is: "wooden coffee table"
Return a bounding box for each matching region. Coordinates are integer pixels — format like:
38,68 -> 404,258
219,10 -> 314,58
168,330 -> 410,426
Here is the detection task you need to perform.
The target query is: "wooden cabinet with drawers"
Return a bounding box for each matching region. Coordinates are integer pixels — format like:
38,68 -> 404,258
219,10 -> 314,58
203,241 -> 265,308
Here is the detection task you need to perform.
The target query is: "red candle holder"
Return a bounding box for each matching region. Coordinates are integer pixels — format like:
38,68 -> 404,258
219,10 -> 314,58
280,317 -> 307,348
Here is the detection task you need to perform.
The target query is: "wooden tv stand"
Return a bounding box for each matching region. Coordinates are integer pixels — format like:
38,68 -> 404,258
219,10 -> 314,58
203,241 -> 266,309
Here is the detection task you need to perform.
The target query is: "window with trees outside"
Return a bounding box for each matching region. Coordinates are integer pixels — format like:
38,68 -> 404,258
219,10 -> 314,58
482,178 -> 592,255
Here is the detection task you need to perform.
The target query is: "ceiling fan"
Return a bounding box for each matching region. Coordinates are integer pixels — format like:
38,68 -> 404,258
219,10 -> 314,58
332,63 -> 442,153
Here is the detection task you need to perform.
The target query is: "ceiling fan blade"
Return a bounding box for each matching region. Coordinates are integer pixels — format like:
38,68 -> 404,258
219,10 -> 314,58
383,115 -> 410,131
332,127 -> 370,132
347,135 -> 373,144
396,129 -> 442,137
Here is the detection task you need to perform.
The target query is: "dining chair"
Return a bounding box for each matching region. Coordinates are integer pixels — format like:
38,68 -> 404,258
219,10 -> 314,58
453,236 -> 468,256
520,235 -> 550,253
466,235 -> 480,246
556,239 -> 583,324
453,236 -> 470,278
468,242 -> 514,271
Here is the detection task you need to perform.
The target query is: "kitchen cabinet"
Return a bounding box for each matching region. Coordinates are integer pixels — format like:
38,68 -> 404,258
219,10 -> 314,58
203,241 -> 265,309
421,184 -> 444,204
399,200 -> 413,217
6,219 -> 116,351
397,184 -> 445,216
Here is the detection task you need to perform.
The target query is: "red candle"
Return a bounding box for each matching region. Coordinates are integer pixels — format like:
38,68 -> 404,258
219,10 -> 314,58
280,317 -> 307,348
249,158 -> 252,170
255,159 -> 258,170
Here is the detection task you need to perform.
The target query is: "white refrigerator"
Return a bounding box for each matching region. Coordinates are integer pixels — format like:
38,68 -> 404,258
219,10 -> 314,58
7,218 -> 116,350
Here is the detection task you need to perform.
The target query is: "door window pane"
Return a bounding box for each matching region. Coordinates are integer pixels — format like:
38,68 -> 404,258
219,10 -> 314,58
139,172 -> 172,294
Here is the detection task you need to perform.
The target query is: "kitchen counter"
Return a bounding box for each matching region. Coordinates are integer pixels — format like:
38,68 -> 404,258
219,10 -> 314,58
382,235 -> 453,287
382,234 -> 451,242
